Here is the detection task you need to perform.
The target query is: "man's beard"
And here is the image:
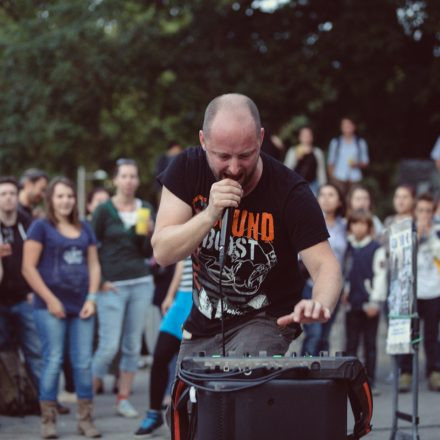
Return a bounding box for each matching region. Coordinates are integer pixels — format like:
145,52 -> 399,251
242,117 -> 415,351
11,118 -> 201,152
221,161 -> 258,189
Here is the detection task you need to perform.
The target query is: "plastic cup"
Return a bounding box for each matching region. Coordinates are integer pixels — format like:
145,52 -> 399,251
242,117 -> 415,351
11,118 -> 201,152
135,207 -> 151,235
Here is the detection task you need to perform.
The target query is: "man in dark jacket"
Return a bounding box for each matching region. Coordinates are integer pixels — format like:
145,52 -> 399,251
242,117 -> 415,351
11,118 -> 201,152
0,176 -> 42,386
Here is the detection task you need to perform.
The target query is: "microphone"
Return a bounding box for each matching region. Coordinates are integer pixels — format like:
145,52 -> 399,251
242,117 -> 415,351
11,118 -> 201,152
218,207 -> 232,272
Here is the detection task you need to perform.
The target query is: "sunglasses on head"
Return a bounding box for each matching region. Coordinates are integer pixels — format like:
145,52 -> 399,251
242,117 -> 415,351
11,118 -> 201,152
116,158 -> 137,167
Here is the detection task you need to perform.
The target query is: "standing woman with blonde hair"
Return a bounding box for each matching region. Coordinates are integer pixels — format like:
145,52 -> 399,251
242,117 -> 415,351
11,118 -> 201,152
92,159 -> 155,418
22,177 -> 101,439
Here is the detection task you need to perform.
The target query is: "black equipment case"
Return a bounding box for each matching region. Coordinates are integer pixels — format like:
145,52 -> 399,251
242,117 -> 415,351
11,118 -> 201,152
171,354 -> 373,440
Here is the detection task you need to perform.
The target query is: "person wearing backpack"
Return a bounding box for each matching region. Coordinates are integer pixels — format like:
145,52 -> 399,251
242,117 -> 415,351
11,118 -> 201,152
327,117 -> 369,196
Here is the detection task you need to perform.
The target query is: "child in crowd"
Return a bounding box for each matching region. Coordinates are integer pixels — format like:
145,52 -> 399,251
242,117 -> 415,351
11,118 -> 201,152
301,183 -> 347,355
346,184 -> 383,239
383,184 -> 415,230
344,209 -> 387,392
398,194 -> 440,392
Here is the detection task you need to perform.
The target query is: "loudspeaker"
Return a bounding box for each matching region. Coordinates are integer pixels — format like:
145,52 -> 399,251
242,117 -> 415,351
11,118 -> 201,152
196,378 -> 347,440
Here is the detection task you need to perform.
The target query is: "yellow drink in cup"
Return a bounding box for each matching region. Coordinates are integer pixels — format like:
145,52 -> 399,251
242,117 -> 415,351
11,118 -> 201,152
135,207 -> 151,235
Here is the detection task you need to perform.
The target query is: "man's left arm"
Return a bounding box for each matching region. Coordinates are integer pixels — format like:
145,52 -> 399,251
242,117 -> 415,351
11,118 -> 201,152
277,241 -> 342,326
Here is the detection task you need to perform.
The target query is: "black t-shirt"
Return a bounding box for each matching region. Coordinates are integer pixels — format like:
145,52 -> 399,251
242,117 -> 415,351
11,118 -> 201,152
0,211 -> 32,306
17,203 -> 33,220
159,147 -> 329,336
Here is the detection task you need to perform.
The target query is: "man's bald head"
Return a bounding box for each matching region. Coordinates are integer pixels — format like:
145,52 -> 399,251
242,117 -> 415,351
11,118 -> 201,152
202,93 -> 261,140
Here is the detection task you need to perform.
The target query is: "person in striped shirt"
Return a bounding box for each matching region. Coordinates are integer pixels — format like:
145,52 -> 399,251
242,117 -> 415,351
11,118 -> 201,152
134,257 -> 193,437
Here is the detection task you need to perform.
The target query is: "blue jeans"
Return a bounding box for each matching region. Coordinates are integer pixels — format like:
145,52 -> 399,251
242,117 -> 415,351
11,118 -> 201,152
0,300 -> 42,386
92,276 -> 153,378
33,309 -> 95,401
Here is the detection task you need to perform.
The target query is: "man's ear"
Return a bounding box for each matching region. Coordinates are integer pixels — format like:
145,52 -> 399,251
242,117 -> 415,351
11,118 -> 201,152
199,130 -> 206,151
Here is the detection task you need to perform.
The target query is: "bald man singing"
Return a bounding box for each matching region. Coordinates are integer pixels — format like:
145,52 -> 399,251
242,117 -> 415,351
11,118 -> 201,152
152,93 -> 342,360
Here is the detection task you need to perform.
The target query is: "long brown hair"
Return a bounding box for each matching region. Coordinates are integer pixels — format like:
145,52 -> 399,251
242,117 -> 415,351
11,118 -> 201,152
318,183 -> 345,217
45,176 -> 80,228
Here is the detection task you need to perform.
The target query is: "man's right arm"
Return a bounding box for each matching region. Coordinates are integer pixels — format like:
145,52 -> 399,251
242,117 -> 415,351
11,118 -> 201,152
151,186 -> 216,266
152,179 -> 243,266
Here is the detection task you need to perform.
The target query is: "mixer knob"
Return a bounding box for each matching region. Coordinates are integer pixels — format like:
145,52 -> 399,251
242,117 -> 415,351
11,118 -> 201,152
319,351 -> 329,357
259,350 -> 268,357
311,361 -> 321,371
335,351 -> 346,357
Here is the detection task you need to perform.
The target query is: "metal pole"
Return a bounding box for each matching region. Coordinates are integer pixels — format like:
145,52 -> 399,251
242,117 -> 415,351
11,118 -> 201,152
411,222 -> 420,440
77,166 -> 86,220
389,356 -> 399,440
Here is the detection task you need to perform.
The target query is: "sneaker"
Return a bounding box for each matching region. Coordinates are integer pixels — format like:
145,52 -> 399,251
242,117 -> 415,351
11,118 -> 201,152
117,399 -> 139,418
428,371 -> 440,391
134,410 -> 163,438
398,373 -> 412,393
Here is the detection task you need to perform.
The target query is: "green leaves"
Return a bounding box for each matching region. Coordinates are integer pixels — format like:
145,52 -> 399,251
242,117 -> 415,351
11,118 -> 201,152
0,0 -> 438,200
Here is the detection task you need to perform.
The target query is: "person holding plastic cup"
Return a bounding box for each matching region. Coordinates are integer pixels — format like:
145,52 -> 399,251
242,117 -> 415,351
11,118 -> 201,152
92,159 -> 155,418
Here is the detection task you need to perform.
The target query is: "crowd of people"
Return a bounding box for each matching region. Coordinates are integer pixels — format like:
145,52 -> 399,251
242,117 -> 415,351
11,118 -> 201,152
278,118 -> 440,396
0,95 -> 440,439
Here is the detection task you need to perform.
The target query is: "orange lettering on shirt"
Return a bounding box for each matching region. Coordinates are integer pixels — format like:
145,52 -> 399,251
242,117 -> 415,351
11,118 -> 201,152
246,212 -> 260,240
261,212 -> 274,242
232,209 -> 247,237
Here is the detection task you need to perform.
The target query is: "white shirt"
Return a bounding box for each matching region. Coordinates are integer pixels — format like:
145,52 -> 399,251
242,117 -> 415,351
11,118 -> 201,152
417,225 -> 440,300
118,199 -> 142,229
430,136 -> 440,160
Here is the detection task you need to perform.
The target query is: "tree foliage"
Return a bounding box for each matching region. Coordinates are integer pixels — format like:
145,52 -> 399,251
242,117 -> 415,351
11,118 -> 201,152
0,0 -> 439,197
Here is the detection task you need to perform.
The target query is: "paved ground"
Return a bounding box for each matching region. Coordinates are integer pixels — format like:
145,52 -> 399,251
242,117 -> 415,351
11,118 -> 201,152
1,312 -> 439,439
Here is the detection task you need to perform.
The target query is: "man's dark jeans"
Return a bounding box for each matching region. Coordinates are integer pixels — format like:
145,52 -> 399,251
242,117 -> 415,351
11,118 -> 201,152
177,312 -> 301,366
345,309 -> 379,386
399,297 -> 440,376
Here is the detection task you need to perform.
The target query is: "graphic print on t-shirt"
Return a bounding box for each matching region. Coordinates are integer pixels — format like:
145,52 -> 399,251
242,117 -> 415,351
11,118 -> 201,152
53,246 -> 87,294
192,195 -> 277,320
63,247 -> 84,265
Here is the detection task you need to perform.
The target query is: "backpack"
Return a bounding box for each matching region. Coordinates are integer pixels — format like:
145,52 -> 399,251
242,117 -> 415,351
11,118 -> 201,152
0,350 -> 39,416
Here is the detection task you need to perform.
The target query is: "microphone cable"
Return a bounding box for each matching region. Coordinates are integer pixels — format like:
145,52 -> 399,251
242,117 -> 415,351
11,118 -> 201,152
218,207 -> 231,358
